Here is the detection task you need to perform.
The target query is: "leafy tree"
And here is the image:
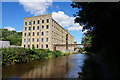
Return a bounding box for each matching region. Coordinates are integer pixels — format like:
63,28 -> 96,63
71,2 -> 120,79
81,31 -> 92,44
71,2 -> 120,52
0,29 -> 22,46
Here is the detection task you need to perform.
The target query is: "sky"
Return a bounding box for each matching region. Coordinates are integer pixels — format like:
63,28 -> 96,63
2,0 -> 87,44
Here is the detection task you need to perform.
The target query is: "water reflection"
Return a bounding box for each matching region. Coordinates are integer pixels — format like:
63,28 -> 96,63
2,54 -> 86,78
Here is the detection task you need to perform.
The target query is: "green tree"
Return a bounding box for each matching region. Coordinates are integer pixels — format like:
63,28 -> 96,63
0,29 -> 22,46
71,2 -> 120,52
71,2 -> 120,79
81,31 -> 92,44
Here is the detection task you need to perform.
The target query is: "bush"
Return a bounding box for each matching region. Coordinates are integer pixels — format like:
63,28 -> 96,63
1,48 -> 69,65
53,50 -> 62,57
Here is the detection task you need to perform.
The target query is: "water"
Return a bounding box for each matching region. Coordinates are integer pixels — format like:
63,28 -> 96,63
2,54 -> 86,78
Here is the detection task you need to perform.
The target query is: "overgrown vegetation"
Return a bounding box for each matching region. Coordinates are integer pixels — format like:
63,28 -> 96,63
1,47 -> 70,65
71,2 -> 120,79
79,54 -> 102,80
0,29 -> 22,46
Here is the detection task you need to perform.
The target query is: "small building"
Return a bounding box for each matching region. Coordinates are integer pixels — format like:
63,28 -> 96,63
0,40 -> 22,48
0,40 -> 10,48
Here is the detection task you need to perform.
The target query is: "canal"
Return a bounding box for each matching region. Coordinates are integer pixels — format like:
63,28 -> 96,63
2,54 -> 87,78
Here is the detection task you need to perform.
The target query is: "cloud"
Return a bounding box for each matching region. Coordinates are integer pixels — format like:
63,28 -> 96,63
19,0 -> 53,16
52,11 -> 74,27
82,29 -> 88,33
4,26 -> 15,31
67,26 -> 83,31
52,11 -> 83,31
17,30 -> 22,32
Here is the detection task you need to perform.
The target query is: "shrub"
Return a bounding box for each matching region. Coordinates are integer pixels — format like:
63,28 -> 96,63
53,50 -> 62,57
1,48 -> 69,65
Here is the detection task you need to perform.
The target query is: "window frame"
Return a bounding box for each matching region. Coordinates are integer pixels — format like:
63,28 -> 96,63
47,19 -> 49,23
37,20 -> 40,24
32,38 -> 35,42
24,33 -> 26,36
37,38 -> 39,42
33,26 -> 35,30
46,25 -> 49,29
28,38 -> 30,42
41,38 -> 44,42
42,32 -> 44,36
29,33 -> 30,36
33,21 -> 35,25
25,22 -> 27,25
41,44 -> 43,48
29,22 -> 31,25
37,32 -> 39,36
25,27 -> 27,31
42,20 -> 44,23
28,45 -> 30,48
42,25 -> 44,29
33,32 -> 35,36
24,39 -> 26,42
46,44 -> 48,48
37,26 -> 39,30
37,44 -> 39,48
24,45 -> 26,48
29,27 -> 31,30
46,31 -> 48,35
46,38 -> 48,42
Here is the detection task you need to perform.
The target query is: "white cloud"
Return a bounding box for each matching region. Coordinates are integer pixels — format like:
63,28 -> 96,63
17,30 -> 22,32
19,0 -> 53,16
52,11 -> 83,31
52,11 -> 74,27
82,29 -> 88,33
4,26 -> 15,31
67,26 -> 83,31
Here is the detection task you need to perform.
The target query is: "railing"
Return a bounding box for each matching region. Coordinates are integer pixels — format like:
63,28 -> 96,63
53,44 -> 91,47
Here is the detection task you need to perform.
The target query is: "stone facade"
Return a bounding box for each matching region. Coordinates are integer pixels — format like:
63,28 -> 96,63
22,14 -> 74,52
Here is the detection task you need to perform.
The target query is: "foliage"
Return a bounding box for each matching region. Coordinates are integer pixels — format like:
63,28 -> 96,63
81,54 -> 102,80
32,45 -> 35,50
81,31 -> 92,44
71,2 -> 120,79
52,50 -> 62,57
0,49 -> 2,65
78,47 -> 84,52
1,47 -> 69,65
61,52 -> 70,56
0,29 -> 22,46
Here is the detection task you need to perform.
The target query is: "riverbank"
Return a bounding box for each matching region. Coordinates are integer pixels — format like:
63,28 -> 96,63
1,47 -> 70,65
79,53 -> 102,80
2,53 -> 86,78
79,52 -> 119,80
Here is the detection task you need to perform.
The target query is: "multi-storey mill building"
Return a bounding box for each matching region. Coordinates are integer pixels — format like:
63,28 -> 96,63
22,14 -> 74,52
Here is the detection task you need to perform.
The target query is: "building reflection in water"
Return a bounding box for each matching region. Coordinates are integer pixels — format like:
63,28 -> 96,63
2,54 -> 86,78
20,56 -> 72,78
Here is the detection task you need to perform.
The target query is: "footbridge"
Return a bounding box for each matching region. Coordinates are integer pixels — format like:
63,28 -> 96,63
53,44 -> 91,52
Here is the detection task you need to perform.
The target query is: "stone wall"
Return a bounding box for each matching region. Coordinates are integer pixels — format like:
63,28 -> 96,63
0,41 -> 10,48
0,41 -> 22,48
